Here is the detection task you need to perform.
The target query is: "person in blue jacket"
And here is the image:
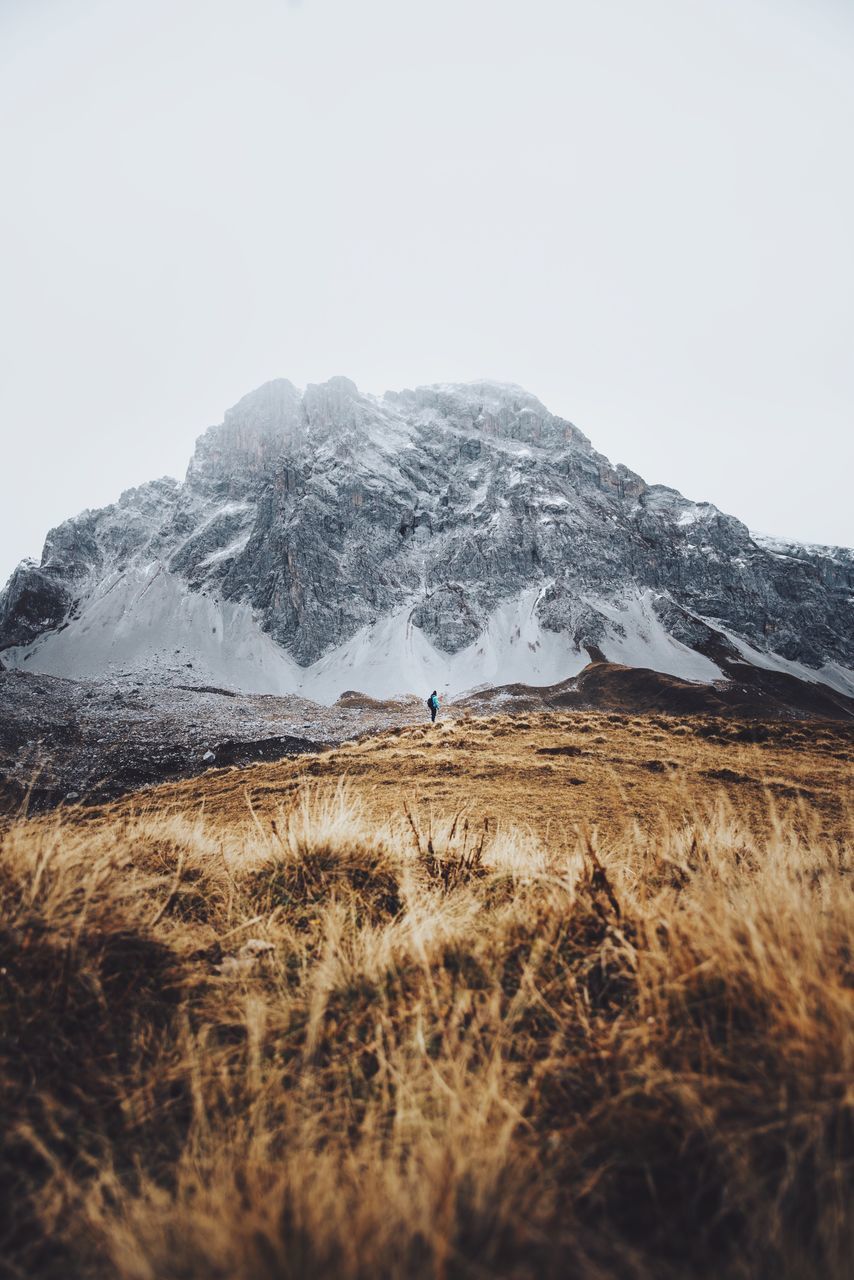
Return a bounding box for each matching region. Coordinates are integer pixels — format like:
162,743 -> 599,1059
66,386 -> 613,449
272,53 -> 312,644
427,690 -> 439,723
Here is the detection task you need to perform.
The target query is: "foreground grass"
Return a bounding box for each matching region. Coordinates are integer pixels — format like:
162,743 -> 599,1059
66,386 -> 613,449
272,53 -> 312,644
1,756 -> 853,1277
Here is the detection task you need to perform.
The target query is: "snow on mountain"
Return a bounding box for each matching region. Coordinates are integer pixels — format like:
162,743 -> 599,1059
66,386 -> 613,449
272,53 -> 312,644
750,531 -> 854,567
1,378 -> 852,704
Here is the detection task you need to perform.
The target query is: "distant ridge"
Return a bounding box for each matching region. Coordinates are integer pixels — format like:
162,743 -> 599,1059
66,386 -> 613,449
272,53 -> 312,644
459,658 -> 854,721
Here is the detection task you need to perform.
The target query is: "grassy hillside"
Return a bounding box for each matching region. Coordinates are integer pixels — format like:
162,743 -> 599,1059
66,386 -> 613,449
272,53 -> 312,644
93,709 -> 853,844
1,713 -> 852,1278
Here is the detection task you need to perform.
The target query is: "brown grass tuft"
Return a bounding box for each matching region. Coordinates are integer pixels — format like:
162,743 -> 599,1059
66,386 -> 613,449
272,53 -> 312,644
1,740 -> 852,1279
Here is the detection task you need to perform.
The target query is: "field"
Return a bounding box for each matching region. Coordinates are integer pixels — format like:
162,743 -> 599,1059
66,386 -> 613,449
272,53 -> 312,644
1,711 -> 852,1278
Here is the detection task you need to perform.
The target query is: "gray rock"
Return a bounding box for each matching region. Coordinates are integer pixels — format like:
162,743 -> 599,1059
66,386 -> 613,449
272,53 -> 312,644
1,378 -> 851,684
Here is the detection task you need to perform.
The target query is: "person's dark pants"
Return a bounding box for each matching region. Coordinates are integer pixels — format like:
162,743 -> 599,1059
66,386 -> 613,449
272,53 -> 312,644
430,706 -> 437,722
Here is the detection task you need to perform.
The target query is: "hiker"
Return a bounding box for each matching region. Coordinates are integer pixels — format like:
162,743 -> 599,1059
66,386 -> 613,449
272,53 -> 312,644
427,690 -> 440,723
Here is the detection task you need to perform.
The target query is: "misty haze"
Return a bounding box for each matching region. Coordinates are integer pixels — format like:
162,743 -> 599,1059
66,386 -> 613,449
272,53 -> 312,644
1,4 -> 852,1280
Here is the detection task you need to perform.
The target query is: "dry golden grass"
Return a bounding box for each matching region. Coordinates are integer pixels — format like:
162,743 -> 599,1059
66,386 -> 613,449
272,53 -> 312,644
1,713 -> 852,1278
85,709 -> 852,848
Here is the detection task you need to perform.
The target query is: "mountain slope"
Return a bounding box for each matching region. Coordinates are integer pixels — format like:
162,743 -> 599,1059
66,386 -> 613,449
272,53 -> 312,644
1,377 -> 852,703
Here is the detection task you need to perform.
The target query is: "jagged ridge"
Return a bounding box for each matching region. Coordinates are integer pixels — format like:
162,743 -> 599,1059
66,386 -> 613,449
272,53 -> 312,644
1,377 -> 852,703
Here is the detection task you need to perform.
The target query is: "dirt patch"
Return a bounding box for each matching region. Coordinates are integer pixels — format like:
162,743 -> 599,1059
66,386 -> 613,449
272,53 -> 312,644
702,768 -> 756,785
461,659 -> 854,722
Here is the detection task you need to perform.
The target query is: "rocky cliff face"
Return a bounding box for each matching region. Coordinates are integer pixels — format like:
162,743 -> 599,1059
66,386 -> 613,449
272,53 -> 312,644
1,377 -> 852,701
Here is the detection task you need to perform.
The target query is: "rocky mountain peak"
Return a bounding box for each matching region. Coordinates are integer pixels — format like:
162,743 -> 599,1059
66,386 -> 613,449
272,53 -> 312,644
1,376 -> 851,703
187,378 -> 302,496
223,377 -> 301,432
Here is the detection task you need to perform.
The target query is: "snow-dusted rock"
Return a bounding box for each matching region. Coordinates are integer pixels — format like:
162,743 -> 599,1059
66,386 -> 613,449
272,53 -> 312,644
1,378 -> 851,701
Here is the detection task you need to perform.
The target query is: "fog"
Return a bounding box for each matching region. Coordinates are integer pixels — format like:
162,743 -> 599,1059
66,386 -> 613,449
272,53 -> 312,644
1,0 -> 852,587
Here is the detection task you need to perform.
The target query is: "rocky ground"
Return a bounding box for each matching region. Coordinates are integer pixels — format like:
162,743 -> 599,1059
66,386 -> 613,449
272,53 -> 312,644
3,655 -> 851,814
0,670 -> 426,812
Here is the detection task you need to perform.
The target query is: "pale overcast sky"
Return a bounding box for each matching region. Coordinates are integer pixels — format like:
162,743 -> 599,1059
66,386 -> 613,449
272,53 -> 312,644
1,0 -> 852,588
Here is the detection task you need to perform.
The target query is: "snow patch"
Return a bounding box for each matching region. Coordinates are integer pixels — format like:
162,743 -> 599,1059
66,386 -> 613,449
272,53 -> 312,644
296,586 -> 586,702
2,564 -> 303,694
702,622 -> 854,700
6,571 -> 850,707
676,505 -> 708,527
3,574 -> 585,703
584,591 -> 724,683
198,533 -> 252,567
751,531 -> 854,562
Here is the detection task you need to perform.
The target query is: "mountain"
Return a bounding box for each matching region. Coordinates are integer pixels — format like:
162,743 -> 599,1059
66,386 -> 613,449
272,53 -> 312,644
1,377 -> 852,705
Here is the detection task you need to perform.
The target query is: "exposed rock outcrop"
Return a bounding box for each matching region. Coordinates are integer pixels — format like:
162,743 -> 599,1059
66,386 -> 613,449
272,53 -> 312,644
1,378 -> 851,701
